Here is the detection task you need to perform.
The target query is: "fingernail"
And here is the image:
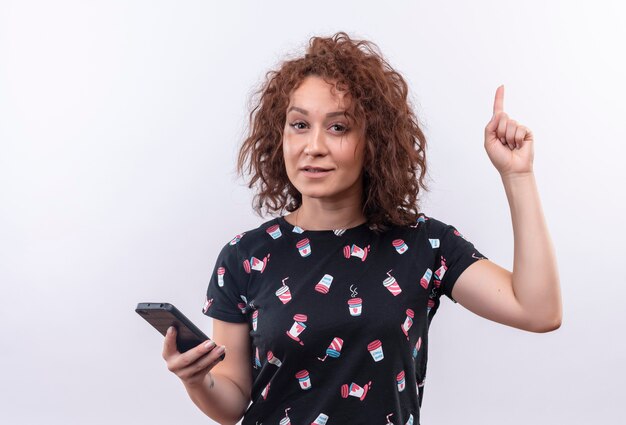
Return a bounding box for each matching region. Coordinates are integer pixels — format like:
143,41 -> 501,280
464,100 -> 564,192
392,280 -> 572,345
167,326 -> 173,334
204,340 -> 216,349
216,345 -> 226,354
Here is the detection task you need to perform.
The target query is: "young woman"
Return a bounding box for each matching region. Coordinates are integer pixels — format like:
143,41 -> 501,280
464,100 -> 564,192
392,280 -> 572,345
162,32 -> 561,425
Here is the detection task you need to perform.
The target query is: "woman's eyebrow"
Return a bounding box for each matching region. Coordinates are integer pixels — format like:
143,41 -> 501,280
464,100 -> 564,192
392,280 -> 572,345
287,106 -> 347,118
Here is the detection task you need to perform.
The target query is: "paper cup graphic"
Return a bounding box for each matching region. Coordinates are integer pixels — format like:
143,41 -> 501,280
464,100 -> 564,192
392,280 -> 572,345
296,238 -> 312,257
237,302 -> 246,314
396,370 -> 406,392
250,256 -> 267,273
203,297 -> 212,313
383,276 -> 402,296
413,336 -> 422,358
267,350 -> 283,367
434,259 -> 447,280
368,339 -> 384,362
275,284 -> 292,304
279,417 -> 291,425
229,233 -> 244,245
261,382 -> 270,400
343,245 -> 351,258
243,259 -> 251,274
429,238 -> 440,248
341,381 -> 371,401
427,298 -> 435,314
420,268 -> 432,289
314,274 -> 334,294
348,297 -> 362,316
333,228 -> 346,236
318,337 -> 343,361
266,224 -> 282,239
217,267 -> 225,287
255,347 -> 261,368
311,413 -> 329,425
406,413 -> 414,425
295,369 -> 312,390
392,239 -> 409,254
292,225 -> 304,234
402,309 -> 414,337
252,310 -> 259,331
286,314 -> 308,344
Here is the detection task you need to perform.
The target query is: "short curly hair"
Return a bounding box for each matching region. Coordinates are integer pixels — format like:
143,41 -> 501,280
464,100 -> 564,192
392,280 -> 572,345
237,31 -> 429,229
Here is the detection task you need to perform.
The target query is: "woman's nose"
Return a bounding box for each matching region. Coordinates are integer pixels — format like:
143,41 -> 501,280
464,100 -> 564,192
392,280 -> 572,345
304,126 -> 328,156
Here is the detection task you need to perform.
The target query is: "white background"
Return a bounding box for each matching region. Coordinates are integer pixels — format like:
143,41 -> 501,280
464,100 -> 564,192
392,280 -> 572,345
1,1 -> 624,424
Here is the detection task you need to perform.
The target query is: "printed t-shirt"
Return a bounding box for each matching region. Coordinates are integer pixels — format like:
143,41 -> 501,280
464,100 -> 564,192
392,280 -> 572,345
203,213 -> 488,425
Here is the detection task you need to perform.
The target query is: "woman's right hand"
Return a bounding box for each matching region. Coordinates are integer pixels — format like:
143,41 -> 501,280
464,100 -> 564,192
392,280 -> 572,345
162,326 -> 226,389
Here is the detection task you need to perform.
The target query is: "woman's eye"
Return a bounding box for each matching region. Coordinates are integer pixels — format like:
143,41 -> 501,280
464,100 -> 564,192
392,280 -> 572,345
331,124 -> 348,132
290,122 -> 307,130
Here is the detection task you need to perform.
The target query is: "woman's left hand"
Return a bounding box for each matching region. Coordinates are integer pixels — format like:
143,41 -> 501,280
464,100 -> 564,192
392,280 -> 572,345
484,85 -> 534,177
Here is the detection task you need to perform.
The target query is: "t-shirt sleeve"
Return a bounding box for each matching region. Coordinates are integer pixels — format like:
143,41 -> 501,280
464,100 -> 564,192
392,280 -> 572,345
431,220 -> 489,303
202,240 -> 249,323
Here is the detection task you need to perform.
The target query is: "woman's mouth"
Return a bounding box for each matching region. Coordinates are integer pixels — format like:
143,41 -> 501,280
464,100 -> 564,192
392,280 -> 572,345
301,167 -> 332,177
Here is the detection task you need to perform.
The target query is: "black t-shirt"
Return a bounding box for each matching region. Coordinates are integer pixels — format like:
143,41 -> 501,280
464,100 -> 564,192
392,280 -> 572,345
203,213 -> 488,425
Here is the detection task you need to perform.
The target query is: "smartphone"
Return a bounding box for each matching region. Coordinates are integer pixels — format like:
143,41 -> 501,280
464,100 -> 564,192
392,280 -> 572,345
135,302 -> 225,360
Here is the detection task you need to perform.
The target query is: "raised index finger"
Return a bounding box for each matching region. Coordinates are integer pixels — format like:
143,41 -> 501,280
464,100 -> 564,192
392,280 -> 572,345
493,84 -> 505,114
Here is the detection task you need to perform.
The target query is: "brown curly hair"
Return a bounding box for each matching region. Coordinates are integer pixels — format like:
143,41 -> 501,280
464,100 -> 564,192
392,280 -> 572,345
237,31 -> 429,229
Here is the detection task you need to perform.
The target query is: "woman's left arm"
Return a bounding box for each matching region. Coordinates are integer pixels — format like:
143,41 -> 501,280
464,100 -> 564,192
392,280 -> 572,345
451,85 -> 562,333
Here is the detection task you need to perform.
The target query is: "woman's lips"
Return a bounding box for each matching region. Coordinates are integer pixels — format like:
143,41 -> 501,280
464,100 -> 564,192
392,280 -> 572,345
300,167 -> 332,178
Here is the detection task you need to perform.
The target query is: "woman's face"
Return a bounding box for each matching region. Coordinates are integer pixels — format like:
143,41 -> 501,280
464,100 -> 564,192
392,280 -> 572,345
282,75 -> 365,204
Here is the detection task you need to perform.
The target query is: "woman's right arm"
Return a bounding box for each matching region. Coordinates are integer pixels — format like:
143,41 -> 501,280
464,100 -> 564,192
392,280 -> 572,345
163,319 -> 252,425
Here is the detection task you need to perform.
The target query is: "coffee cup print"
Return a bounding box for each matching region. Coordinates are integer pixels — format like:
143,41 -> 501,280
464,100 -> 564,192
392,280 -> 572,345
383,273 -> 402,296
252,310 -> 259,331
406,413 -> 414,425
237,302 -> 246,314
217,267 -> 225,287
411,214 -> 428,228
261,382 -> 271,400
314,274 -> 334,294
295,369 -> 312,390
368,339 -> 384,362
203,296 -> 213,314
343,244 -> 369,261
341,381 -> 372,401
254,347 -> 261,368
429,238 -> 440,248
286,314 -> 308,345
412,336 -> 422,358
401,309 -> 414,338
266,224 -> 282,239
348,297 -> 363,316
243,254 -> 269,274
276,278 -> 292,304
318,337 -> 343,361
279,408 -> 291,425
434,257 -> 447,280
392,239 -> 409,254
420,268 -> 432,289
229,232 -> 245,245
396,370 -> 406,392
296,238 -> 312,257
311,413 -> 329,425
292,225 -> 304,233
267,350 -> 283,368
427,298 -> 435,315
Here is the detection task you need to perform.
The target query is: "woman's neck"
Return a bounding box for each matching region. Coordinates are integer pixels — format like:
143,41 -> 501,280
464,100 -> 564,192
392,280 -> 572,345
286,199 -> 366,231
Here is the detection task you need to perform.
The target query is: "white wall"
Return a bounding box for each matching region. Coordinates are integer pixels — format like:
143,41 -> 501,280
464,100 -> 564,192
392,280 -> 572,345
1,1 -> 624,424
